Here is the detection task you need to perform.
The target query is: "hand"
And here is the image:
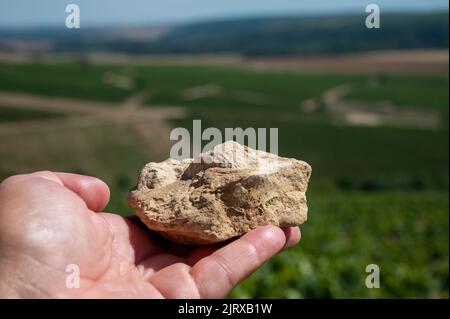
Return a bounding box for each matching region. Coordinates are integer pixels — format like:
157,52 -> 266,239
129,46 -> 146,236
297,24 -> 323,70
0,171 -> 300,298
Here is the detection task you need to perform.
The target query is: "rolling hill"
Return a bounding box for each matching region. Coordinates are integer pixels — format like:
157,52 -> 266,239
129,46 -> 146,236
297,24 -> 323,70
0,12 -> 448,56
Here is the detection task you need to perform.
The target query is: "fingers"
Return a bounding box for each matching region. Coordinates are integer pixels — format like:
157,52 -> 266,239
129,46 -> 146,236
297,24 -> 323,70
282,227 -> 301,250
148,226 -> 301,298
184,227 -> 299,268
138,254 -> 186,280
186,244 -> 225,266
54,172 -> 110,212
190,225 -> 287,298
149,263 -> 200,298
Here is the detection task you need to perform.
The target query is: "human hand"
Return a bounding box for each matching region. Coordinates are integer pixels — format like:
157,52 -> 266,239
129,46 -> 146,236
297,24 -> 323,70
0,171 -> 300,298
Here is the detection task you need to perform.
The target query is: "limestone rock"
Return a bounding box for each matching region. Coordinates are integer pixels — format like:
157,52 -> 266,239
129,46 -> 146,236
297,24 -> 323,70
128,141 -> 311,245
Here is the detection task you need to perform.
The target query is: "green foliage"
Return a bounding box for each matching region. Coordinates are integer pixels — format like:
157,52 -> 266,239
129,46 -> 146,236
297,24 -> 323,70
348,75 -> 450,110
173,106 -> 449,190
0,106 -> 63,122
0,62 -> 448,298
153,65 -> 448,298
0,62 -> 134,102
230,192 -> 449,298
135,64 -> 358,107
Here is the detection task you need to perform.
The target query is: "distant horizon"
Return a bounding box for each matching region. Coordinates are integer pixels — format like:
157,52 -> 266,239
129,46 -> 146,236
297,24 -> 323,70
0,0 -> 448,28
0,8 -> 448,30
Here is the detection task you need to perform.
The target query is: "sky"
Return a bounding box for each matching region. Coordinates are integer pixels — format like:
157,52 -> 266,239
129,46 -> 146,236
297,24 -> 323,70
0,0 -> 448,28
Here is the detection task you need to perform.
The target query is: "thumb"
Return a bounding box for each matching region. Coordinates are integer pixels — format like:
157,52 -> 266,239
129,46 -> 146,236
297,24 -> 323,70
54,172 -> 110,212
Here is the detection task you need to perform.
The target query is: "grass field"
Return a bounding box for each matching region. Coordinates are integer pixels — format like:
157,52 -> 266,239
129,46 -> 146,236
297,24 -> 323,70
348,75 -> 449,111
0,62 -> 136,102
231,191 -> 449,298
0,61 -> 448,298
0,106 -> 63,122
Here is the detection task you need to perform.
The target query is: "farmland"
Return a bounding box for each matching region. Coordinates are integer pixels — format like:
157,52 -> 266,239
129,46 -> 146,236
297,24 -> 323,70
0,59 -> 448,298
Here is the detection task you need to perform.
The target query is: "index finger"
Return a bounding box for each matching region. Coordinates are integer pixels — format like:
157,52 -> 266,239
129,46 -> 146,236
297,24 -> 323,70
190,225 -> 288,298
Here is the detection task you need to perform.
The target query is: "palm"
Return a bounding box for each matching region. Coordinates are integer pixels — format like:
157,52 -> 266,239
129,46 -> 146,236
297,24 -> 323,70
0,171 -> 300,298
73,213 -> 224,298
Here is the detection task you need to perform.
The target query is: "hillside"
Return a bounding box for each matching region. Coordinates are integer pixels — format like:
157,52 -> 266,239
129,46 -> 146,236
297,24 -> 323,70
0,13 -> 448,56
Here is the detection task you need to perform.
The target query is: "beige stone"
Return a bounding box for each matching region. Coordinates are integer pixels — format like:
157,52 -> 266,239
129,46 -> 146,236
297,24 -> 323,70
128,141 -> 311,245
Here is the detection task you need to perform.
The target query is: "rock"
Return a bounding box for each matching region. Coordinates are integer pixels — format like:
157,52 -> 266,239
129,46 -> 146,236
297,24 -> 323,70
128,141 -> 311,245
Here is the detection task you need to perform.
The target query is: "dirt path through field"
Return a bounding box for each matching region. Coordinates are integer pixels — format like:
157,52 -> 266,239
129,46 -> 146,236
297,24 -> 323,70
0,91 -> 186,158
300,82 -> 441,130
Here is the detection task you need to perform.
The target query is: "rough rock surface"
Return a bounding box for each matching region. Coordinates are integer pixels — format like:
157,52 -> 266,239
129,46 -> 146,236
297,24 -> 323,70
128,141 -> 311,245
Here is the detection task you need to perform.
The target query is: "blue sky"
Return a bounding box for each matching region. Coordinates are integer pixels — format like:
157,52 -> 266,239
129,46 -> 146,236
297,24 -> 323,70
0,0 -> 448,27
